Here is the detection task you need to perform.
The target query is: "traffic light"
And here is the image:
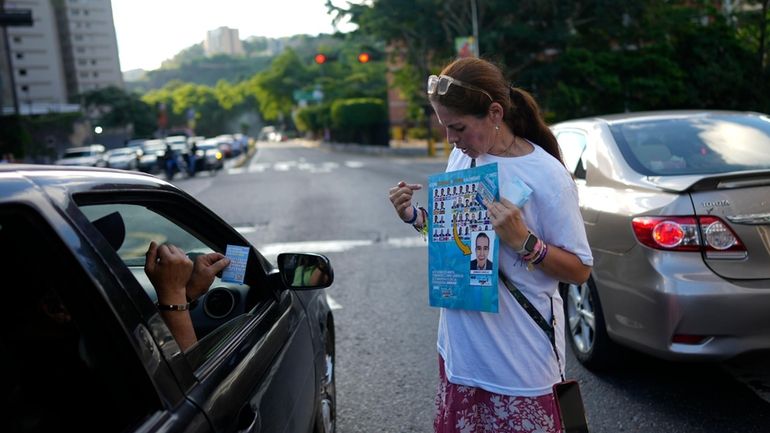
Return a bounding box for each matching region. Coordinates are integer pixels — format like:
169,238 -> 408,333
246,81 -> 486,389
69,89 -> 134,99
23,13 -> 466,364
314,53 -> 327,65
357,52 -> 371,63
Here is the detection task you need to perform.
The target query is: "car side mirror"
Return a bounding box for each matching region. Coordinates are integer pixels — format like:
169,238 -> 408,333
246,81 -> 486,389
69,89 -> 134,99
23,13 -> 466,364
277,253 -> 334,290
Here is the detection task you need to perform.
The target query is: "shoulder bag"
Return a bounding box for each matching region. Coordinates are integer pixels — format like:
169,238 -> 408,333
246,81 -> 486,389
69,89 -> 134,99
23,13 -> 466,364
499,271 -> 590,433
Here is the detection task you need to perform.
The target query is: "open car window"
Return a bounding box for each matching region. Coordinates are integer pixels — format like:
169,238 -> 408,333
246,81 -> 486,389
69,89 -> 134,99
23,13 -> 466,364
79,203 -> 211,266
77,201 -> 271,371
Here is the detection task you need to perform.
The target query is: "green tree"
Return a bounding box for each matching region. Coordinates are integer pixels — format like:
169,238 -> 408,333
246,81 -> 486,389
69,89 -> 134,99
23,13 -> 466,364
250,49 -> 310,124
734,0 -> 770,110
81,86 -> 156,137
327,0 -> 457,126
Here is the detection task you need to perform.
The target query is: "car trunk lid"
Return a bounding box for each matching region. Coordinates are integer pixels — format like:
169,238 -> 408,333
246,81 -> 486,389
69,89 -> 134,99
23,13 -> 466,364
686,171 -> 770,280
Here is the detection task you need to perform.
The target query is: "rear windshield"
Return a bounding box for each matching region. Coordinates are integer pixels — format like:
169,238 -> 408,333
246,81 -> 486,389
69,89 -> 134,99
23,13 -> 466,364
609,114 -> 770,175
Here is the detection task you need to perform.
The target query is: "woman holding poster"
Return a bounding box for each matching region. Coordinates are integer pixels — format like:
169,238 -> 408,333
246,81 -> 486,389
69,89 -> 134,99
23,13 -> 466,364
388,57 -> 593,433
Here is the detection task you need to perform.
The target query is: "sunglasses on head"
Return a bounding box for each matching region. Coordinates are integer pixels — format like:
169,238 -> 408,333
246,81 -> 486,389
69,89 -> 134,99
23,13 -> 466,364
427,74 -> 493,101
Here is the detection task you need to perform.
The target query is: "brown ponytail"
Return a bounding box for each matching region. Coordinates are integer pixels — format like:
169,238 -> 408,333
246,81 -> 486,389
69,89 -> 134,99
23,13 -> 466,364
430,58 -> 564,166
507,87 -> 563,166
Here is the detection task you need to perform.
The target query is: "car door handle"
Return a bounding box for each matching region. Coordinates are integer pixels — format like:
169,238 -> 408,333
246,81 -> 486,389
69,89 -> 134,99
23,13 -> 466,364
236,405 -> 260,433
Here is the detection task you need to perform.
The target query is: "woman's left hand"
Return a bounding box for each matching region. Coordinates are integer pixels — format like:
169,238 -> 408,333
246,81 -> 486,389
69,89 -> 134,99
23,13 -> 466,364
485,198 -> 530,251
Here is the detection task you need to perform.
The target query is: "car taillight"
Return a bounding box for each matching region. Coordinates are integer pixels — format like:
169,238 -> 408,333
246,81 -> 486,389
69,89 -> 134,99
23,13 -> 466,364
631,216 -> 746,257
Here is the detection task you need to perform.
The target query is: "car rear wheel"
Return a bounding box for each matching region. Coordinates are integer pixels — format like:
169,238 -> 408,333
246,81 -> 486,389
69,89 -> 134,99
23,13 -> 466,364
560,276 -> 616,370
314,323 -> 335,433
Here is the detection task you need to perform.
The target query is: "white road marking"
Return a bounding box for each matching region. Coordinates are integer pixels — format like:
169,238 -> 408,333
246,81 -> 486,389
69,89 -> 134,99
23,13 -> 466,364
273,161 -> 296,171
256,236 -> 425,263
247,163 -> 270,172
226,155 -> 362,175
257,237 -> 425,256
234,226 -> 257,234
326,295 -> 343,310
386,237 -> 427,248
259,239 -> 374,256
247,236 -> 424,313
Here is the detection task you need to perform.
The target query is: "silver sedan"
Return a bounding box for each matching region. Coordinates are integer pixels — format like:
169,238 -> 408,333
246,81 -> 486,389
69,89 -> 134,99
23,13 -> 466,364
552,110 -> 770,369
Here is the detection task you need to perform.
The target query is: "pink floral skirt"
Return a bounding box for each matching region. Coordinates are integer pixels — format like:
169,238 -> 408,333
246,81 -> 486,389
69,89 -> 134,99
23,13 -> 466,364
434,356 -> 562,433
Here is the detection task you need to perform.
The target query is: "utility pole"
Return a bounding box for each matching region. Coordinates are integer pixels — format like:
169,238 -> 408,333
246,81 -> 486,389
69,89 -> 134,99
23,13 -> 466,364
0,3 -> 33,116
471,0 -> 479,56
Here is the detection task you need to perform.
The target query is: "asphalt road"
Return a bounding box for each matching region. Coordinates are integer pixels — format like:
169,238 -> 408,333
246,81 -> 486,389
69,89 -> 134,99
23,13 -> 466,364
172,140 -> 770,433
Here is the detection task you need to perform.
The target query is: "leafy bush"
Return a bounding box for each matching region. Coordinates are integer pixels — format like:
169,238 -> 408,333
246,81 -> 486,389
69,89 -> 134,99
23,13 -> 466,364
294,104 -> 331,134
329,98 -> 389,145
330,98 -> 386,129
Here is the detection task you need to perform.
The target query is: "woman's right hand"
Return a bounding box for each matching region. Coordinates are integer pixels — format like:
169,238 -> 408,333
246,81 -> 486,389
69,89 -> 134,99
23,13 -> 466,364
388,181 -> 422,222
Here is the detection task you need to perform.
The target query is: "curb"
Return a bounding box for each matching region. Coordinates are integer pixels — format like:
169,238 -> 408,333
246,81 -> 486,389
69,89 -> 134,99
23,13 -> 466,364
232,146 -> 258,168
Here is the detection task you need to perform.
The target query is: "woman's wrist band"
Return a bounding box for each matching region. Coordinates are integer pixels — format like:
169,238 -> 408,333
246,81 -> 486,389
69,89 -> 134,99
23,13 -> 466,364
532,242 -> 548,265
412,206 -> 429,239
156,302 -> 191,311
404,205 -> 419,224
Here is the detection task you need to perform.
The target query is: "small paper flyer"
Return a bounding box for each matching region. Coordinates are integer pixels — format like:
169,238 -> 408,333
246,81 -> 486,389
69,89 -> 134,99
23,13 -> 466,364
428,163 -> 500,313
221,244 -> 250,284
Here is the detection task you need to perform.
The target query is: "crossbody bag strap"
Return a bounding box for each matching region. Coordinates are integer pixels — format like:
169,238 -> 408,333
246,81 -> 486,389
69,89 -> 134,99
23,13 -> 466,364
499,270 -> 565,382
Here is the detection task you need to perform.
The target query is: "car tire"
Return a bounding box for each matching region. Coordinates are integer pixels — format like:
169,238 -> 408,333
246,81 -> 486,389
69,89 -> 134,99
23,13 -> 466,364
560,276 -> 617,370
314,321 -> 335,433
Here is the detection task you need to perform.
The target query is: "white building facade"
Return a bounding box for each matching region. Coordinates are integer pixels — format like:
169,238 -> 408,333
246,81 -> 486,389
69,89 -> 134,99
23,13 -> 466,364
1,0 -> 122,114
204,26 -> 244,57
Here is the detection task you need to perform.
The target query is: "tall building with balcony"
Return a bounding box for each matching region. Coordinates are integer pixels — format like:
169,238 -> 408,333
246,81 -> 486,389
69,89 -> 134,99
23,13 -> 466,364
0,0 -> 122,115
204,26 -> 244,57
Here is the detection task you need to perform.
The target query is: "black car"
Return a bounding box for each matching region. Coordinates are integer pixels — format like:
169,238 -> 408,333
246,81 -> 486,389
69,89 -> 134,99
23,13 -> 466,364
0,165 -> 336,433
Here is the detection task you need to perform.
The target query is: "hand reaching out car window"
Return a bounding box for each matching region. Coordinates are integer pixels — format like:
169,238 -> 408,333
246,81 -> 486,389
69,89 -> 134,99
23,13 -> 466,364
187,251 -> 231,301
144,241 -> 229,351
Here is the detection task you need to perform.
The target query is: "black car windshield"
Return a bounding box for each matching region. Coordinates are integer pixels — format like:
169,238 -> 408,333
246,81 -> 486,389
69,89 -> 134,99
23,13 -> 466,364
610,114 -> 770,176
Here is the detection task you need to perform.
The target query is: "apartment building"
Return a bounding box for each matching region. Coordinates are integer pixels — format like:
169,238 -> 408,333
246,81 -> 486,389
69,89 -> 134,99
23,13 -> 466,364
1,0 -> 122,114
204,26 -> 245,57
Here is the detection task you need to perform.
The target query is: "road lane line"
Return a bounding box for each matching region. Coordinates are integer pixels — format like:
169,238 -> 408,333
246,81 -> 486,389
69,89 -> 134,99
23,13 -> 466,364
326,295 -> 343,310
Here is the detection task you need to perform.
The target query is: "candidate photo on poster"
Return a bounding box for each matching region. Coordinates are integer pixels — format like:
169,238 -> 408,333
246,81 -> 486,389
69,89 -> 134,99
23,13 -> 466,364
470,231 -> 494,272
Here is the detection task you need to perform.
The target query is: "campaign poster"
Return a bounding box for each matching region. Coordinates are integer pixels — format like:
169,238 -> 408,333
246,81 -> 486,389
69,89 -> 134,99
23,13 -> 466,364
428,163 -> 499,313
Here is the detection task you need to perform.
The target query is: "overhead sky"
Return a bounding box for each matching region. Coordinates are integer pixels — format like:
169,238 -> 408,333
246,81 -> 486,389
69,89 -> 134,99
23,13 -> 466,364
111,0 -> 356,72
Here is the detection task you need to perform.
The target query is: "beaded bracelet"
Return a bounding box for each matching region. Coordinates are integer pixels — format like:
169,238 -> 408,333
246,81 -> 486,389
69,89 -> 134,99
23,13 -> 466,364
413,206 -> 428,239
532,242 -> 548,265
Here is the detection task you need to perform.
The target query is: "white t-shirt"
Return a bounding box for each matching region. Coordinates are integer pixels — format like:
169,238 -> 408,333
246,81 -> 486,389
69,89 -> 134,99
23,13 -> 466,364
437,143 -> 594,397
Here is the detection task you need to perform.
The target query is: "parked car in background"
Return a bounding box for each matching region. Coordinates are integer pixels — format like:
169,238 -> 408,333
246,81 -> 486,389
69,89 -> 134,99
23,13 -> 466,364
194,139 -> 225,173
105,147 -> 142,171
0,165 -> 336,433
126,138 -> 149,148
55,144 -> 107,167
213,134 -> 236,158
552,110 -> 770,369
133,139 -> 166,174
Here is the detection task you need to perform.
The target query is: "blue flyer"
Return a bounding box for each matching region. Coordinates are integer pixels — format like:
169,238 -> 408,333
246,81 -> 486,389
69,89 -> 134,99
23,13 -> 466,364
221,244 -> 250,284
428,163 -> 500,313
